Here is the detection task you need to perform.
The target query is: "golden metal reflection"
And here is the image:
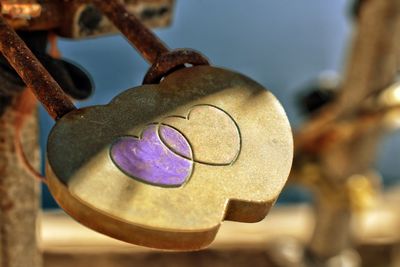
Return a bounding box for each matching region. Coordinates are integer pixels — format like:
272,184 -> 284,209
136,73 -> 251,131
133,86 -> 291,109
46,66 -> 293,251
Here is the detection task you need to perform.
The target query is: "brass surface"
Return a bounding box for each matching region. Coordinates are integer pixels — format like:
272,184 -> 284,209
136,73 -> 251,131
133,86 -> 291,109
46,66 -> 293,250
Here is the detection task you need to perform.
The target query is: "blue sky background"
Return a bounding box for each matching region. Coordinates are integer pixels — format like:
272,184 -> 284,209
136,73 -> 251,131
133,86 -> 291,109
40,0 -> 400,208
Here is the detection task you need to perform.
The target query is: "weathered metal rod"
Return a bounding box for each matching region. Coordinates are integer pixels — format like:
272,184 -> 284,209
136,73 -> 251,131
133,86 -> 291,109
92,0 -> 169,63
0,15 -> 75,120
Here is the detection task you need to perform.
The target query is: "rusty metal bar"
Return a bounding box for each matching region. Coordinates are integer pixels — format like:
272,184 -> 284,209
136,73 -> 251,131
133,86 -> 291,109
0,14 -> 75,120
0,0 -> 175,38
92,0 -> 169,63
92,0 -> 210,84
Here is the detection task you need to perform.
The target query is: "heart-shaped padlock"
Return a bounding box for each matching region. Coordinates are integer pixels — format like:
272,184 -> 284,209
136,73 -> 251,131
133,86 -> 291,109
47,65 -> 293,249
0,1 -> 293,251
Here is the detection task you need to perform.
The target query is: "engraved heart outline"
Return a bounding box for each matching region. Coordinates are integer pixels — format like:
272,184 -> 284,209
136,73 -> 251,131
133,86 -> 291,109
109,104 -> 242,187
157,104 -> 242,166
109,123 -> 194,188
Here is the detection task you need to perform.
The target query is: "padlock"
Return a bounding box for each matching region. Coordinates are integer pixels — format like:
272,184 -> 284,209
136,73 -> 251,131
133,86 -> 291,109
0,1 -> 293,251
47,64 -> 293,250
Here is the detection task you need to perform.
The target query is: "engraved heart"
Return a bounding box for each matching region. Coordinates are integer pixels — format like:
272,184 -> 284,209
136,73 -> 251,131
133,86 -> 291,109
47,66 -> 293,250
161,105 -> 241,166
110,124 -> 193,187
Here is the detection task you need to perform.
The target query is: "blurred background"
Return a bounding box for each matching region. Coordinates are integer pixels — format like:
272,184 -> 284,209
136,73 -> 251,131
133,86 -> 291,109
39,0 -> 399,208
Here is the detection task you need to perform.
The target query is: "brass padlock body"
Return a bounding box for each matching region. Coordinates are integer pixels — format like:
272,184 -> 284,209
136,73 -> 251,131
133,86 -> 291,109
46,65 -> 293,250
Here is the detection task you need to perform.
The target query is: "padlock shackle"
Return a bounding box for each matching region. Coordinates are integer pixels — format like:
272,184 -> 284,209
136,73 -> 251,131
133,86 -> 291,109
0,15 -> 76,120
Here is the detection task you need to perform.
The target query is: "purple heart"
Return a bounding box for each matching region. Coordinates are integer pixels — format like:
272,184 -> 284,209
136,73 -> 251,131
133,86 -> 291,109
110,124 -> 193,187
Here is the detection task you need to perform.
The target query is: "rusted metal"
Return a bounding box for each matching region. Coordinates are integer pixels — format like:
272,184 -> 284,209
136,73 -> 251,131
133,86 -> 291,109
1,1 -> 62,31
143,49 -> 210,84
92,0 -> 169,63
0,1 -> 175,37
1,0 -> 198,89
0,14 -> 75,119
92,0 -> 209,83
57,0 -> 174,38
1,3 -> 42,20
